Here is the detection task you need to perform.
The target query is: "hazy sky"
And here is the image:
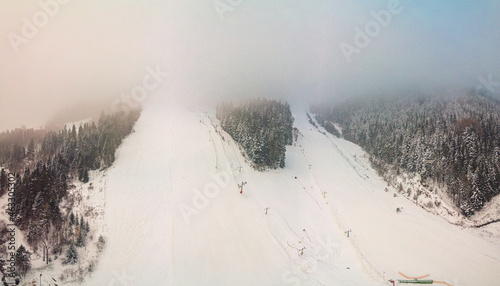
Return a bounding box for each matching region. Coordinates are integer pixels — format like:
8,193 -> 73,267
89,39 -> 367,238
1,0 -> 499,131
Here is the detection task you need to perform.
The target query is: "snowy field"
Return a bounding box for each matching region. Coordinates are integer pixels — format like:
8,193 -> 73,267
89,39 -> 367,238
73,96 -> 500,286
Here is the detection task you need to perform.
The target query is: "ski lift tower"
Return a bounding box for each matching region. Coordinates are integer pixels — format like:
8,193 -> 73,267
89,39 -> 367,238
238,181 -> 247,193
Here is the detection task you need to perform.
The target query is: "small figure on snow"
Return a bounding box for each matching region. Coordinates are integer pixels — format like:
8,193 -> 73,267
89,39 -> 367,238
299,246 -> 306,256
393,193 -> 397,197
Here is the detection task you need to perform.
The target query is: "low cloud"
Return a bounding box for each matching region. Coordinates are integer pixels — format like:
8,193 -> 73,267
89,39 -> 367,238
1,0 -> 498,131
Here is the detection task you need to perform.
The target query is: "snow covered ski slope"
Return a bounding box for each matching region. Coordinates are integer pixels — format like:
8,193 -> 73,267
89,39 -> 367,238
291,105 -> 500,286
88,97 -> 500,286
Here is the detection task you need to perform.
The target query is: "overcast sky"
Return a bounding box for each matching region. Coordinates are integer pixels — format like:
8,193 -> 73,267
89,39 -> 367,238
0,0 -> 499,131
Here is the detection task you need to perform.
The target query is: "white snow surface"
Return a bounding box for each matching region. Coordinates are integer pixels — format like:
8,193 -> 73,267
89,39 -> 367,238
80,97 -> 500,286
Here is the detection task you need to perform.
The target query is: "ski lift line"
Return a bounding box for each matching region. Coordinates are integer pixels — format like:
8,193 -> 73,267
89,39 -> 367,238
210,127 -> 305,275
314,187 -> 386,282
295,177 -> 324,211
207,116 -> 245,179
301,114 -> 385,285
209,117 -> 296,278
202,117 -> 221,169
315,126 -> 370,180
250,200 -> 320,282
299,138 -> 386,283
204,116 -> 371,285
230,165 -> 328,285
208,117 -> 232,163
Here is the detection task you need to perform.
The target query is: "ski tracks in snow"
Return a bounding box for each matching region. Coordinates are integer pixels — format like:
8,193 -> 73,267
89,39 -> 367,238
296,123 -> 386,284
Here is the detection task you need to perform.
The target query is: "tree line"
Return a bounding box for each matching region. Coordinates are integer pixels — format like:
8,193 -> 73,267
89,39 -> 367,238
312,92 -> 500,216
0,109 -> 140,279
216,99 -> 294,169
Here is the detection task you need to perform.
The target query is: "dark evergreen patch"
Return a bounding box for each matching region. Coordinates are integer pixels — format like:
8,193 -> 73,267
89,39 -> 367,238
0,109 -> 140,253
217,99 -> 294,169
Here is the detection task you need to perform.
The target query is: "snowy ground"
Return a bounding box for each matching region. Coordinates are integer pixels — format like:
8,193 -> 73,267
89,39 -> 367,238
292,106 -> 500,286
23,95 -> 499,285
9,170 -> 108,285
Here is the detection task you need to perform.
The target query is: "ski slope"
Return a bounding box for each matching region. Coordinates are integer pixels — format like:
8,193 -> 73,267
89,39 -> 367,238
87,97 -> 500,286
291,106 -> 500,286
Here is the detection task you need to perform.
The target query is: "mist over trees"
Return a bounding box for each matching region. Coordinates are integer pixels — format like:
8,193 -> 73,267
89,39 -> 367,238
0,109 -> 140,278
313,92 -> 500,216
216,99 -> 294,169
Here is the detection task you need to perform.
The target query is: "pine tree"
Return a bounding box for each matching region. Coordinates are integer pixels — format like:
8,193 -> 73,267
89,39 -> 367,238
78,165 -> 89,183
65,241 -> 78,264
0,168 -> 6,190
97,235 -> 106,252
15,245 -> 31,277
76,226 -> 85,247
27,138 -> 35,158
76,217 -> 86,247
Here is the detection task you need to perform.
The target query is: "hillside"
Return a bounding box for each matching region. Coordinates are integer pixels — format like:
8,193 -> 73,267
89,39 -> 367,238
0,110 -> 140,283
216,99 -> 295,169
82,97 -> 500,286
312,92 -> 500,217
2,97 -> 499,285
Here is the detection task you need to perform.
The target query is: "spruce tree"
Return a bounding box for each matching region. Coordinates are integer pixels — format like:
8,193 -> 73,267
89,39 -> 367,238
65,241 -> 78,265
0,168 -> 6,190
27,138 -> 35,158
15,245 -> 31,277
76,226 -> 85,247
